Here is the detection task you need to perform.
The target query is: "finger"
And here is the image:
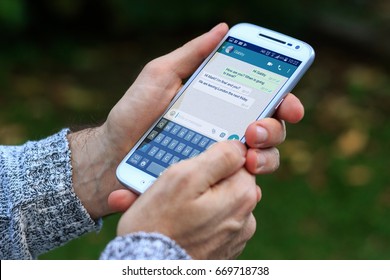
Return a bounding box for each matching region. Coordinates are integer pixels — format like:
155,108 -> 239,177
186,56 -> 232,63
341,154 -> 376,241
245,118 -> 286,149
107,189 -> 138,213
196,141 -> 246,187
273,93 -> 304,123
245,147 -> 280,174
163,141 -> 246,194
157,23 -> 229,79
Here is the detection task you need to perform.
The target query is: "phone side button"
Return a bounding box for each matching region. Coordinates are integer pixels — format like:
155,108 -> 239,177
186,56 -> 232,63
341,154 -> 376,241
274,98 -> 284,111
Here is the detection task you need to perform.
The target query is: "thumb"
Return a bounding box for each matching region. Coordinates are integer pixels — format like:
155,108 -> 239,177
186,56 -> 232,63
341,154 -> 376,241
182,141 -> 247,193
158,22 -> 229,79
149,140 -> 247,200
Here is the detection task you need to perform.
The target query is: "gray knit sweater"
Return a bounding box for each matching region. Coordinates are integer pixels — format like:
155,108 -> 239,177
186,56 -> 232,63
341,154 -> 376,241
0,129 -> 190,260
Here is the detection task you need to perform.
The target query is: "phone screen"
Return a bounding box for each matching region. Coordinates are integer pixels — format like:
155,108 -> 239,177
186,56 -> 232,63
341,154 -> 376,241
124,36 -> 302,179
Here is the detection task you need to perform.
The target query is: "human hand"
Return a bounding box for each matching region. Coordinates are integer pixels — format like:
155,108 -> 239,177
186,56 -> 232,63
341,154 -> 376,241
68,22 -> 304,220
67,23 -> 229,219
116,141 -> 259,259
101,23 -> 229,161
107,91 -> 304,259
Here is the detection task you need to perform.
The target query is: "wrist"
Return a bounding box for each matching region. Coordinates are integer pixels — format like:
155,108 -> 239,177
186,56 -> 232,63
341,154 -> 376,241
67,126 -> 123,219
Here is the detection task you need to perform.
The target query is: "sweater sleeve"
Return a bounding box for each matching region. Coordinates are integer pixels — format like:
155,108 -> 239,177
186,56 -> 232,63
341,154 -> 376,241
0,129 -> 101,259
100,232 -> 191,260
0,129 -> 191,260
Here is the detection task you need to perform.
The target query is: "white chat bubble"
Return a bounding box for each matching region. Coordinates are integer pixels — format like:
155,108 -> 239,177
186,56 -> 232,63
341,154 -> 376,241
193,72 -> 255,110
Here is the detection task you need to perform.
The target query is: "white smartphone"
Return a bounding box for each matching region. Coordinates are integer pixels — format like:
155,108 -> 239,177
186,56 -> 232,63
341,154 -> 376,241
116,23 -> 315,194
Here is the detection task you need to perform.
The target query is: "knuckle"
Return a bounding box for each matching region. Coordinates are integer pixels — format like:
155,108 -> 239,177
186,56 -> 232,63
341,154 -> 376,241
233,171 -> 258,211
229,219 -> 245,233
143,56 -> 171,78
245,214 -> 257,239
243,189 -> 259,212
143,58 -> 166,76
259,148 -> 280,174
229,214 -> 257,244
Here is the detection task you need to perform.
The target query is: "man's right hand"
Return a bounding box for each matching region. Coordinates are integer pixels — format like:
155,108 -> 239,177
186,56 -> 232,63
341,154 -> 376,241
116,141 -> 259,259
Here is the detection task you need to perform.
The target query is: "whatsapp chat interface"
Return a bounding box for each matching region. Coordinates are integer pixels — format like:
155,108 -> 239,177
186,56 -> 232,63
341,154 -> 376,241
164,36 -> 301,141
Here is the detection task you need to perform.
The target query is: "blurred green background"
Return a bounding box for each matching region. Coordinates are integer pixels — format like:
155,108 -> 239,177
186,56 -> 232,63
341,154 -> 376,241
1,0 -> 389,259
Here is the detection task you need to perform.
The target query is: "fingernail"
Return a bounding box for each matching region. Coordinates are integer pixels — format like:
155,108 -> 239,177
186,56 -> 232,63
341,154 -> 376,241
256,126 -> 268,144
209,22 -> 225,32
256,151 -> 266,168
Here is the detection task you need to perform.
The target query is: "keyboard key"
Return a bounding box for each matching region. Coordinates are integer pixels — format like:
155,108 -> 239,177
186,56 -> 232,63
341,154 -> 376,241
206,140 -> 216,149
139,143 -> 151,153
168,139 -> 179,150
147,162 -> 166,176
155,149 -> 166,160
148,146 -> 159,157
154,133 -> 165,143
162,153 -> 173,163
169,156 -> 180,165
139,158 -> 149,168
147,130 -> 159,140
177,128 -> 188,138
175,143 -> 186,153
198,137 -> 210,148
171,124 -> 181,135
128,153 -> 142,165
189,149 -> 201,158
156,119 -> 168,129
182,146 -> 193,157
164,122 -> 174,132
191,134 -> 202,145
184,131 -> 195,141
161,136 -> 172,146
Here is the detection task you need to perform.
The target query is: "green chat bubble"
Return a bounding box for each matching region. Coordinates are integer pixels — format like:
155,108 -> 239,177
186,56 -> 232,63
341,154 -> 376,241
222,67 -> 282,94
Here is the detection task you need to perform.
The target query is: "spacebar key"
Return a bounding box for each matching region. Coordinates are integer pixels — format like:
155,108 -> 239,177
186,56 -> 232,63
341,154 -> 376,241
146,162 -> 166,176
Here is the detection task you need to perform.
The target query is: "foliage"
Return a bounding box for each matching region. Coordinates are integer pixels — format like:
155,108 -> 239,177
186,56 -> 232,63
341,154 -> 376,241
1,0 -> 389,260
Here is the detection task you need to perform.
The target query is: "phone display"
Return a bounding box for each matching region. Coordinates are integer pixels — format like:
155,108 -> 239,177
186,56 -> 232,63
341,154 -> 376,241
116,23 -> 315,193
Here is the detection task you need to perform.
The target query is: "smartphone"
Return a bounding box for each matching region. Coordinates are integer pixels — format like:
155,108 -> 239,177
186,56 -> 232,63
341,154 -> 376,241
116,23 -> 315,193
